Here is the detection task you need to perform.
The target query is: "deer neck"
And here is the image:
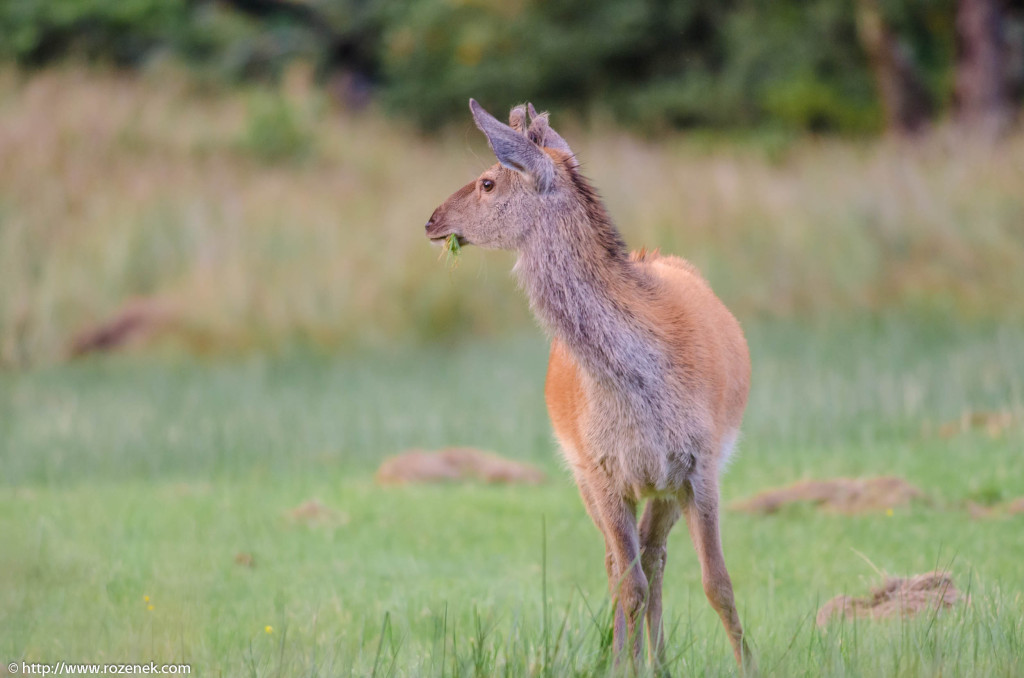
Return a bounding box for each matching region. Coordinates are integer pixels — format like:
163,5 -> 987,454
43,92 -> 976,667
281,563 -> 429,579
514,182 -> 664,392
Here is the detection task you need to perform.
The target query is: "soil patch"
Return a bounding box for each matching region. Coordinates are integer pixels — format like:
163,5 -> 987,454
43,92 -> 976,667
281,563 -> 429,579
967,496 -> 1024,519
285,499 -> 349,526
375,448 -> 547,485
730,476 -> 925,515
817,571 -> 964,626
68,297 -> 178,357
234,552 -> 255,568
928,409 -> 1020,438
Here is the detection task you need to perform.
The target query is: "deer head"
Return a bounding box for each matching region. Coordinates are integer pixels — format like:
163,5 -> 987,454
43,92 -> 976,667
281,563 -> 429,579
425,99 -> 578,251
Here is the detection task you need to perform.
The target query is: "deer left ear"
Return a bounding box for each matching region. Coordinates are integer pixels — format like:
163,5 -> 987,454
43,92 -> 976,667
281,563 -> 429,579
470,99 -> 556,192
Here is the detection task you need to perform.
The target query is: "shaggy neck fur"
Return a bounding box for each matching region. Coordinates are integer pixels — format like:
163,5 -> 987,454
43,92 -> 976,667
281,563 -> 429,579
514,168 -> 666,399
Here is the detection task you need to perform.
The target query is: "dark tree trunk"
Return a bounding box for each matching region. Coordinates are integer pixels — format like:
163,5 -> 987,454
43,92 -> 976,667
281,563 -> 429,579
221,0 -> 377,109
954,0 -> 1013,136
855,0 -> 933,135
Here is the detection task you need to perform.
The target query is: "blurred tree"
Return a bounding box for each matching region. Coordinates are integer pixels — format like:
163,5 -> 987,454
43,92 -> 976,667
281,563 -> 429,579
0,0 -> 1018,134
375,0 -> 884,132
856,0 -> 933,133
219,0 -> 381,107
954,0 -> 1014,135
0,0 -> 190,65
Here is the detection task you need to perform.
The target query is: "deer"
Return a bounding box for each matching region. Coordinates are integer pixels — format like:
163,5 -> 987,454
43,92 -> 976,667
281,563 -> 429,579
425,100 -> 753,674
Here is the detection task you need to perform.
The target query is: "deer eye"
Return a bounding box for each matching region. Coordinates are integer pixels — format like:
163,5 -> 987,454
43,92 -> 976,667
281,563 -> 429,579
481,179 -> 495,192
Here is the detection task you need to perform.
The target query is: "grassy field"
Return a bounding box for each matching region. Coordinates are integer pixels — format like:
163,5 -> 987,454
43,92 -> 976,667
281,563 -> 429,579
2,319 -> 1023,676
2,64 -> 1023,676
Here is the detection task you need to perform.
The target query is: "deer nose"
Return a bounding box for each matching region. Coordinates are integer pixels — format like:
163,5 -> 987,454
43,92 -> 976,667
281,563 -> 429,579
425,209 -> 440,233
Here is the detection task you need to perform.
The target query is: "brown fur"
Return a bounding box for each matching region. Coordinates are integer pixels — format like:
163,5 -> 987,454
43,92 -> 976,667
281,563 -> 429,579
426,100 -> 753,673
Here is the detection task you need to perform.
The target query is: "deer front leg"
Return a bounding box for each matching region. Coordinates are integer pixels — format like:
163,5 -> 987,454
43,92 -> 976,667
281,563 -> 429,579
593,493 -> 647,668
574,476 -> 627,646
639,498 -> 681,676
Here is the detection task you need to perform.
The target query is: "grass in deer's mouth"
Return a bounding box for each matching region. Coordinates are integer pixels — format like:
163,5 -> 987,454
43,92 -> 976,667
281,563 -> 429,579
439,233 -> 461,270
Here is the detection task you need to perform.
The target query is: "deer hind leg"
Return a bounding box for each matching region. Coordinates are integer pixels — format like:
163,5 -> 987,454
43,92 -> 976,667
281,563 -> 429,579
638,498 -> 681,676
680,479 -> 753,672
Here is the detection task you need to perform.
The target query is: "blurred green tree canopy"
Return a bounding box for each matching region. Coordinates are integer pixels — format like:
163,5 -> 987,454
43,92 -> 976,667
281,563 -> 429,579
1,0 -> 1020,132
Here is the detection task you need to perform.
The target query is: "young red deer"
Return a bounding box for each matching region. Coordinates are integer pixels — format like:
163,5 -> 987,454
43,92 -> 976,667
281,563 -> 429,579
425,100 -> 753,673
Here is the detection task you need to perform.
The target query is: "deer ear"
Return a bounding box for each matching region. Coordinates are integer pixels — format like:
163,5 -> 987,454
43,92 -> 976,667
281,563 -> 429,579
470,99 -> 555,192
509,104 -> 527,132
527,103 -> 578,169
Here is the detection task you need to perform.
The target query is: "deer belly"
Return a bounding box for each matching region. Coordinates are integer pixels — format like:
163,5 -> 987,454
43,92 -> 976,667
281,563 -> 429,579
584,403 -> 698,499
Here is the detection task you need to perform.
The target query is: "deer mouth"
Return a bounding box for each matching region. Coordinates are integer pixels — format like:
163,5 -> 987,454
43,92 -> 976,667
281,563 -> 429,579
425,210 -> 468,246
429,234 -> 468,246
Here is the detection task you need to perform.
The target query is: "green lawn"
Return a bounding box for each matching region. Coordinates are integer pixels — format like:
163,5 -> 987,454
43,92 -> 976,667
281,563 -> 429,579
2,320 -> 1023,676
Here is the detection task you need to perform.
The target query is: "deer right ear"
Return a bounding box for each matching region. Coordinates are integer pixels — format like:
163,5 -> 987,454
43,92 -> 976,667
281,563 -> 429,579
527,102 -> 578,169
470,99 -> 556,193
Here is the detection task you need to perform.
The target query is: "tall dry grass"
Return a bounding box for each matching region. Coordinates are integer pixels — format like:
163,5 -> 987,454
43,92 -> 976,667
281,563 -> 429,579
1,66 -> 1022,366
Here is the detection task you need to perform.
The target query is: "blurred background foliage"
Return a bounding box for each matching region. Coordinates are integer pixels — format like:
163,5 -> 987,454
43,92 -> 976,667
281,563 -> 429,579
2,0 -> 1021,133
1,0 -> 1023,368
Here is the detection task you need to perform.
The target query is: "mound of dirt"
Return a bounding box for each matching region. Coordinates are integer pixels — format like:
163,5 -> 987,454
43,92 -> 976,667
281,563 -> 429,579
929,409 -> 1020,439
375,448 -> 547,486
285,499 -> 349,526
730,476 -> 925,515
817,571 -> 963,626
68,297 -> 178,357
967,496 -> 1024,519
234,552 -> 255,568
